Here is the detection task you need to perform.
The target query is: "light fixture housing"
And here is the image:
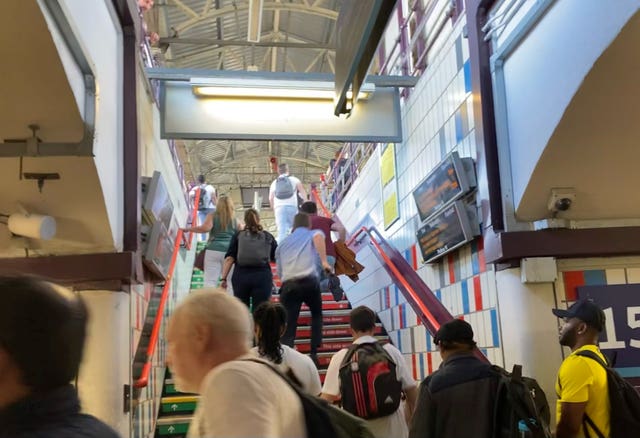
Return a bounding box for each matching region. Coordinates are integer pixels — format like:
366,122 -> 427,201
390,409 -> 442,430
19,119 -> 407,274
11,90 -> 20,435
190,77 -> 374,102
247,0 -> 264,43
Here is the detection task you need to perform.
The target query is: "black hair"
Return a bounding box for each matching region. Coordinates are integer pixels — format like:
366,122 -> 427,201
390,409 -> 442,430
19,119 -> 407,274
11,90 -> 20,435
350,306 -> 376,332
244,208 -> 263,233
197,174 -> 206,184
436,339 -> 476,352
292,213 -> 310,230
0,276 -> 87,391
253,302 -> 287,364
299,201 -> 318,215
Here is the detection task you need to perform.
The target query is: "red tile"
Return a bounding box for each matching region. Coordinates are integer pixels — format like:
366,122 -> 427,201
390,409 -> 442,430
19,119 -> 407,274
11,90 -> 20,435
477,237 -> 486,273
473,275 -> 483,310
562,271 -> 585,301
448,254 -> 456,283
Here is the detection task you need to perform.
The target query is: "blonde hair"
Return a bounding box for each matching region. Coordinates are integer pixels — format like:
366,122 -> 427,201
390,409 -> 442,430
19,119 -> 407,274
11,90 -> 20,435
213,195 -> 235,230
177,289 -> 253,349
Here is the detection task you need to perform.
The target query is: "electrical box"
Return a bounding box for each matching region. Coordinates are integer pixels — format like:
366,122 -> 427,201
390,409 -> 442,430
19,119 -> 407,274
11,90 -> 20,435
521,257 -> 557,283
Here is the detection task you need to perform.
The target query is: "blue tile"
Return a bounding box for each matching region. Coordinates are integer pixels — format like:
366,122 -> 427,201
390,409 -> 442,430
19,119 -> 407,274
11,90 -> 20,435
439,127 -> 446,158
584,270 -> 606,285
455,36 -> 463,71
463,60 -> 472,93
455,109 -> 463,143
461,281 -> 470,314
426,332 -> 432,352
490,309 -> 500,347
419,353 -> 425,379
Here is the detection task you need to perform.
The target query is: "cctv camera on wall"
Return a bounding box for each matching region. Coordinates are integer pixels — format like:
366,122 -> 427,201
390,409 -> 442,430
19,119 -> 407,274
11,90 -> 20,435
548,188 -> 576,213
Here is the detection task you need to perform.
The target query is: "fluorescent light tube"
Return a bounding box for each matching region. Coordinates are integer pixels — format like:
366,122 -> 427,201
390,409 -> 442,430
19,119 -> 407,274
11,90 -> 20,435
248,0 -> 264,43
190,77 -> 374,101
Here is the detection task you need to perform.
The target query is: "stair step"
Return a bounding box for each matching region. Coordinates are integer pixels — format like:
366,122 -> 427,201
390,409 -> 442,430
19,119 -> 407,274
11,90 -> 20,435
294,336 -> 388,354
272,292 -> 347,303
156,415 -> 192,436
298,309 -> 351,326
296,323 -> 382,339
160,396 -> 199,414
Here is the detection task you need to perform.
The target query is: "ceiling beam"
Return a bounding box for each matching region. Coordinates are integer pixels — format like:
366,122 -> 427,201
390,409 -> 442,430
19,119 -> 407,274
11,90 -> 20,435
159,37 -> 334,50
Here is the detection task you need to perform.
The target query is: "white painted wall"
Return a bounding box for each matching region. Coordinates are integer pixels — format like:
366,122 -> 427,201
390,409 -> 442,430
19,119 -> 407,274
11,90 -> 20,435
499,0 -> 640,207
77,290 -> 130,437
495,268 -> 563,425
59,0 -> 124,249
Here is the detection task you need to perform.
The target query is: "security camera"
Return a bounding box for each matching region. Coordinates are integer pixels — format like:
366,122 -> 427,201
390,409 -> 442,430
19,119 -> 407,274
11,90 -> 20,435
548,188 -> 576,213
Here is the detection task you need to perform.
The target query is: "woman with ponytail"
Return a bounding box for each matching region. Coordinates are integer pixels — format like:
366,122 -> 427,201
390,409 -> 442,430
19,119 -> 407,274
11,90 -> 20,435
220,209 -> 277,310
250,301 -> 322,396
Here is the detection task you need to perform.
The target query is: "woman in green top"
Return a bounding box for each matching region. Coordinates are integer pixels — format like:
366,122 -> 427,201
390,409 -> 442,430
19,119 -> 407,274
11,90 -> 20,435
182,195 -> 242,288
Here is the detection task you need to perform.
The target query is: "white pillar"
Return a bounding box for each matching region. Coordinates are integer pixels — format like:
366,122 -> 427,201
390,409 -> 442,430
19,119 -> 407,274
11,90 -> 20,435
77,290 -> 130,437
496,268 -> 563,425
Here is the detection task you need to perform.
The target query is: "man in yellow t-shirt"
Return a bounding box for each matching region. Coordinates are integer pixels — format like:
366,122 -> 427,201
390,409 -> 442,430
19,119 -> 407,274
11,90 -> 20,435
552,299 -> 609,438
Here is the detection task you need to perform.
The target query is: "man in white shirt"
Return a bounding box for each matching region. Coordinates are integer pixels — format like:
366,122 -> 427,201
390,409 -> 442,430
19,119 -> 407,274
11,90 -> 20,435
269,163 -> 307,242
321,306 -> 418,438
189,174 -> 217,241
166,289 -> 306,438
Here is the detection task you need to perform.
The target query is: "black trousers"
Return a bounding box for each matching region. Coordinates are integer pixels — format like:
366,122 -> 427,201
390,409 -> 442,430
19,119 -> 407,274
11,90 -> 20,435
280,275 -> 322,354
232,267 -> 272,311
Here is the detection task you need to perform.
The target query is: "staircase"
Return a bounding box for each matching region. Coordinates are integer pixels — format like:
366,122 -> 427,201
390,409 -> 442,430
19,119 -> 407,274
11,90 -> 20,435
154,251 -> 389,437
154,241 -> 206,438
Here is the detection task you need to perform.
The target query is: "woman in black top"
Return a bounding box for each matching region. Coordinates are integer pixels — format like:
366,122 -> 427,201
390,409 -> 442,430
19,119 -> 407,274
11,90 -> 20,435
220,209 -> 277,310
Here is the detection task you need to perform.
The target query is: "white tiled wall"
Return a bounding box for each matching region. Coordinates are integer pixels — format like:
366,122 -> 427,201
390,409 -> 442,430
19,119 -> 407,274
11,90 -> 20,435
337,12 -> 502,382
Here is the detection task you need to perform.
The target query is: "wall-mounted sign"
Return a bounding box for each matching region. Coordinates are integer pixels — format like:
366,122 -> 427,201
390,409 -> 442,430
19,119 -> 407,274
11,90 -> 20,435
380,143 -> 400,229
142,171 -> 174,229
412,151 -> 476,222
143,220 -> 173,279
416,201 -> 476,263
577,284 -> 640,376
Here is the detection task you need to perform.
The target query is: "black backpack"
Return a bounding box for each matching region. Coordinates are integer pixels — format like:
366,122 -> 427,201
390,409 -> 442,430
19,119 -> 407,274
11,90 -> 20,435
236,230 -> 272,266
492,364 -> 552,438
339,342 -> 403,420
274,175 -> 294,199
575,350 -> 640,438
244,359 -> 374,438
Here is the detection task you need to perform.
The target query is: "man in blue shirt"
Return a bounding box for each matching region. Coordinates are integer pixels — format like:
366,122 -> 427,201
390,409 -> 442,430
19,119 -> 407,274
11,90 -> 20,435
276,213 -> 332,365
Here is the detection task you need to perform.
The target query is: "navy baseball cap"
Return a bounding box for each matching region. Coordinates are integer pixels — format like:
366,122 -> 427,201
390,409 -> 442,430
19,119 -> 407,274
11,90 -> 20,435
552,299 -> 605,332
433,319 -> 475,345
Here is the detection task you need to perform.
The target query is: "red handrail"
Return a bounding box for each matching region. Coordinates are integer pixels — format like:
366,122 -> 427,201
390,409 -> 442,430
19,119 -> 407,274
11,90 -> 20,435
347,226 -> 440,332
134,188 -> 200,389
311,188 -> 331,218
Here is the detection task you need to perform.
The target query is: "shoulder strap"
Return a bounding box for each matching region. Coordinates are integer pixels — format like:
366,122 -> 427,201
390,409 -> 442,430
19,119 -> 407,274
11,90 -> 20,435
575,350 -> 609,368
243,358 -> 303,396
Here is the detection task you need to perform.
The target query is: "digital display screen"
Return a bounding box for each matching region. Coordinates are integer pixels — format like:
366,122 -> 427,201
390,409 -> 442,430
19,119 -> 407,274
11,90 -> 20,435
416,203 -> 469,263
413,155 -> 463,222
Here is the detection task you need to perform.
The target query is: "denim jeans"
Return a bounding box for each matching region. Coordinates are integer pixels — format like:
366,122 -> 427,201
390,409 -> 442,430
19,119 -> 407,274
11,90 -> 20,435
232,267 -> 273,311
274,204 -> 298,243
280,275 -> 322,354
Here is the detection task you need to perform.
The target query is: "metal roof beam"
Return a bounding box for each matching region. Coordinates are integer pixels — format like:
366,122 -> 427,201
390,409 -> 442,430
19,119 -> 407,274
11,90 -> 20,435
159,36 -> 334,50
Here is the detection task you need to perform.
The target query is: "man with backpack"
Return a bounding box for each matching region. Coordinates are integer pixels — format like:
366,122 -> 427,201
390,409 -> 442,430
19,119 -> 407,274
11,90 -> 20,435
189,174 -> 217,241
409,319 -> 497,438
321,306 -> 418,438
552,299 -> 611,438
269,163 -> 307,242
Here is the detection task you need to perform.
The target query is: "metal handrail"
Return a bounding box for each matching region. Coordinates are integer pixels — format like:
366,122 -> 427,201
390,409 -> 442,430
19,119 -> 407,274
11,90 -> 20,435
133,189 -> 200,389
347,225 -> 489,363
347,227 -> 440,331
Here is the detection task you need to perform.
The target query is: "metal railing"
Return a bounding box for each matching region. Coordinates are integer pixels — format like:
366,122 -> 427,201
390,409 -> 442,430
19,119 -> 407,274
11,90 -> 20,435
133,189 -> 200,389
347,225 -> 489,363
